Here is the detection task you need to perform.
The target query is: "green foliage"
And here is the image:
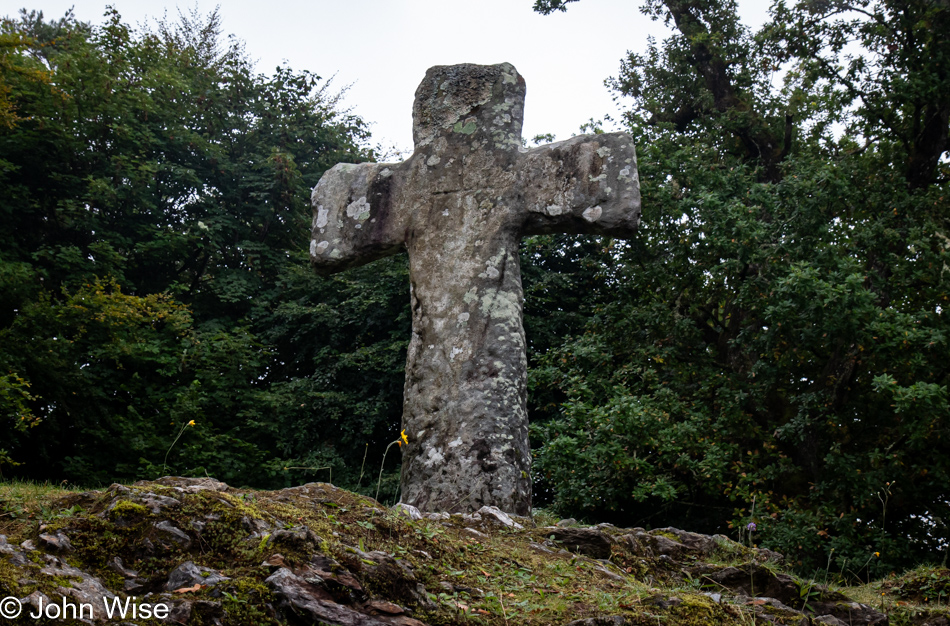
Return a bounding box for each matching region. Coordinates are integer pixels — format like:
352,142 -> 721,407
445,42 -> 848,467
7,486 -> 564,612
0,8 -> 400,488
530,0 -> 949,578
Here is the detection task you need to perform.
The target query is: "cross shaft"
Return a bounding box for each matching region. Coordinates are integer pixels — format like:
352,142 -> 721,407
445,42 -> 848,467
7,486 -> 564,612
310,63 -> 640,514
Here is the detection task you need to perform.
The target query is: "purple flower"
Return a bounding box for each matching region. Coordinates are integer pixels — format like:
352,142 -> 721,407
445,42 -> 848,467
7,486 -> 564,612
746,522 -> 757,531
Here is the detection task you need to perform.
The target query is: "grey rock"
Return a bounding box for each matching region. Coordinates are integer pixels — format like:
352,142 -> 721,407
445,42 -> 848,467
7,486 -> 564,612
262,553 -> 287,568
651,534 -> 690,557
474,505 -> 523,529
240,515 -> 271,538
123,579 -> 145,594
162,599 -> 224,625
307,554 -> 364,594
132,492 -> 181,515
164,600 -> 192,624
108,556 -> 138,579
755,546 -> 786,564
462,527 -> 489,539
808,600 -> 888,625
564,616 -> 632,626
138,476 -> 230,493
704,564 -> 801,604
341,547 -> 429,608
653,527 -> 718,556
556,518 -> 579,527
20,591 -> 52,617
528,541 -> 554,554
266,568 -> 389,626
153,520 -> 192,549
645,595 -> 683,609
38,530 -> 73,552
749,596 -> 809,623
393,502 -> 423,520
310,63 -> 640,515
268,526 -> 323,551
546,527 -> 615,559
593,564 -> 626,582
165,561 -> 230,591
37,556 -> 116,622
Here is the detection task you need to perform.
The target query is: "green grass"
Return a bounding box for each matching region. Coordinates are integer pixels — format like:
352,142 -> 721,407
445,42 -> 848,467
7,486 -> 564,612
0,478 -> 946,626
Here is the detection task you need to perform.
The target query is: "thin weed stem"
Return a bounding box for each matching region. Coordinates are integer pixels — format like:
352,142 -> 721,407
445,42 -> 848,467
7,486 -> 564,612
375,440 -> 400,504
356,444 -> 369,490
162,420 -> 195,476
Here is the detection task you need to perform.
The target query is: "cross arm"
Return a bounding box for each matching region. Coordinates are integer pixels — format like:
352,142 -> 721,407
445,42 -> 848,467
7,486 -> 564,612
518,133 -> 641,237
310,162 -> 408,273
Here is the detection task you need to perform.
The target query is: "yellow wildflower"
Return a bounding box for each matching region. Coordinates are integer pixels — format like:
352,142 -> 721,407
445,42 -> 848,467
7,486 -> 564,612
399,429 -> 408,447
188,420 -> 196,426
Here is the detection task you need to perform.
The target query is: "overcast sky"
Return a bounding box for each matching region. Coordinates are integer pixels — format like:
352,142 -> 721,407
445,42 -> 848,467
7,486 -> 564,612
2,1 -> 771,156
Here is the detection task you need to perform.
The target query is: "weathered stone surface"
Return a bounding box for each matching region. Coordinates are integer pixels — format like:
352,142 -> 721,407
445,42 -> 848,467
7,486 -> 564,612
266,567 -> 391,626
268,525 -> 324,551
38,530 -> 73,552
308,553 -> 365,597
137,475 -> 230,493
392,502 -> 423,521
310,63 -> 640,515
621,529 -> 699,560
653,527 -> 717,556
0,478 -> 926,626
563,617 -> 632,626
153,520 -> 192,549
808,600 -> 888,625
38,554 -> 116,622
545,527 -> 615,559
165,599 -> 193,624
704,564 -> 801,603
106,491 -> 180,515
479,505 -> 524,528
462,527 -> 489,540
747,597 -> 810,626
165,561 -> 230,591
108,556 -> 138,579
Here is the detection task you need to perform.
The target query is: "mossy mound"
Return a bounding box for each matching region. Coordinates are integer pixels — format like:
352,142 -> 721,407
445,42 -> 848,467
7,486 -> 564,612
0,478 -> 945,625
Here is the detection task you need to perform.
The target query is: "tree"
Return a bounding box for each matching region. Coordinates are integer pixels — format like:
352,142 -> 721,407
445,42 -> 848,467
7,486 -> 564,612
0,8 -> 397,488
530,0 -> 949,577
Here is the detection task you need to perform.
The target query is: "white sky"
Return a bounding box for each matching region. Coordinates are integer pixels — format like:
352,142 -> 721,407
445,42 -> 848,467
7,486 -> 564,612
2,1 -> 771,156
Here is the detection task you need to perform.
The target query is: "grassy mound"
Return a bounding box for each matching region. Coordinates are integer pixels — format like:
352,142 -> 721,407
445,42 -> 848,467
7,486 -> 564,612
0,478 -> 946,625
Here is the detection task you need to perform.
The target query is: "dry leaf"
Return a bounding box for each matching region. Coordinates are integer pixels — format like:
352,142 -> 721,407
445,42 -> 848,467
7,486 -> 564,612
173,584 -> 204,594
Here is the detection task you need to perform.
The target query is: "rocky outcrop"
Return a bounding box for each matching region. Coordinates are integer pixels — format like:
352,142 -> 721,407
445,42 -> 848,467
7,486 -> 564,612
0,476 -> 938,625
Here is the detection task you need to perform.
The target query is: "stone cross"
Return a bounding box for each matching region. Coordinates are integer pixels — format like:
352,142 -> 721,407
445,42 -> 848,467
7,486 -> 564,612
310,63 -> 640,515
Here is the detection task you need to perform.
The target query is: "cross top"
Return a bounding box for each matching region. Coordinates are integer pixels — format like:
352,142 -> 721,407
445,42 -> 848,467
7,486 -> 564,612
412,62 -> 525,152
311,63 -> 640,514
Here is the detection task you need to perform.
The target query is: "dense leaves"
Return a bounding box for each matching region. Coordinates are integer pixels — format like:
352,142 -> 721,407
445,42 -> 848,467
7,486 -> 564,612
530,0 -> 949,578
0,8 -> 410,496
